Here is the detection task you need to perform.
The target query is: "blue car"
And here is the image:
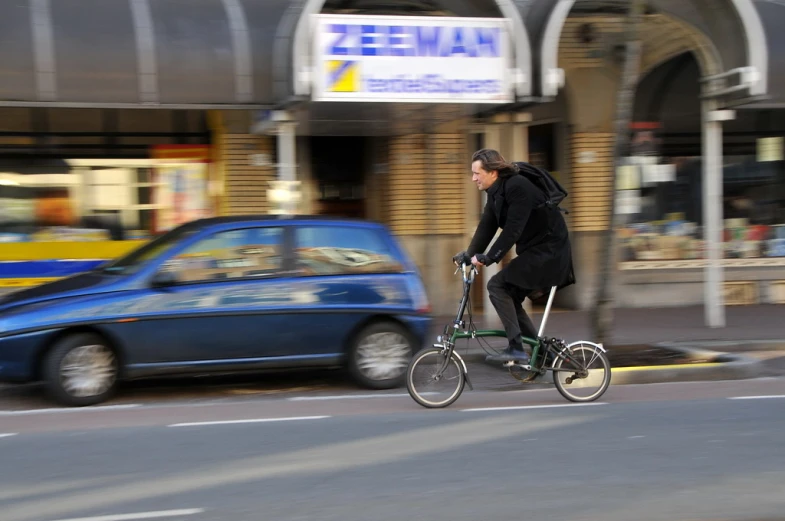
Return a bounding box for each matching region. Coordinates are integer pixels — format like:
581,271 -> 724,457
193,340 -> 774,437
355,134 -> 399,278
0,216 -> 432,406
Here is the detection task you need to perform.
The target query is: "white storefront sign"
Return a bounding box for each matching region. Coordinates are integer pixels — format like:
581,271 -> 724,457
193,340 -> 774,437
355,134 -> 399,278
311,14 -> 513,103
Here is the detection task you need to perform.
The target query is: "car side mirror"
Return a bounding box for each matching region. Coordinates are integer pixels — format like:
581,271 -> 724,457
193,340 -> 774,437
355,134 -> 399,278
151,269 -> 179,287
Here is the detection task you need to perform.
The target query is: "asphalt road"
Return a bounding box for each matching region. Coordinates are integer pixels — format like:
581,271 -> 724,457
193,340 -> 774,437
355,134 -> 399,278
2,377 -> 785,521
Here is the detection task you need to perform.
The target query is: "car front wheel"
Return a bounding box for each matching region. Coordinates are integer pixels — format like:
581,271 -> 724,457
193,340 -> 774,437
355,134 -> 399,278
348,321 -> 415,389
42,333 -> 119,406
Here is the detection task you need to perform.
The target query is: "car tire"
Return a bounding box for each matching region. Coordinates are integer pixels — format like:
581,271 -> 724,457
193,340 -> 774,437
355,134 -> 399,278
42,333 -> 120,407
348,321 -> 415,390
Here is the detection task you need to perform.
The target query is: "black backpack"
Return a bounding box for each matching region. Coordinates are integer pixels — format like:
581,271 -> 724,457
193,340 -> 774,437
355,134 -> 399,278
512,161 -> 569,214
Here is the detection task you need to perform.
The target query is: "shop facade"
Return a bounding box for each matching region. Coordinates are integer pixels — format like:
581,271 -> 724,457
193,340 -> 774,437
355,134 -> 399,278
1,0 -> 782,322
530,0 -> 785,323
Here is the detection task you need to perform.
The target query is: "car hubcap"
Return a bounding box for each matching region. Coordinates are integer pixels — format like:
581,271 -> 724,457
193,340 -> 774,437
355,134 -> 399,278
356,332 -> 410,381
60,344 -> 117,398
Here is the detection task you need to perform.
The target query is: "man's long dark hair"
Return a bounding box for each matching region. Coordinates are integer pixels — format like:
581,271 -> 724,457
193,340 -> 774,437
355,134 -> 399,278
471,148 -> 518,178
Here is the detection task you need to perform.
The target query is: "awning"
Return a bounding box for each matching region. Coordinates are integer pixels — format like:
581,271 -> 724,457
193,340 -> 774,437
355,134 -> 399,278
0,0 -> 535,110
6,0 -> 775,113
0,0 -> 292,108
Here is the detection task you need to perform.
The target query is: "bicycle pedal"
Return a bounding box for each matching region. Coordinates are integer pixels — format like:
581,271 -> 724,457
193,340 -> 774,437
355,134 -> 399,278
504,361 -> 531,370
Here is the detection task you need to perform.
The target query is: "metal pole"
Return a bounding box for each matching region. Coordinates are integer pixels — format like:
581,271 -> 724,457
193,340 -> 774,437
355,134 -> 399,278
702,100 -> 732,328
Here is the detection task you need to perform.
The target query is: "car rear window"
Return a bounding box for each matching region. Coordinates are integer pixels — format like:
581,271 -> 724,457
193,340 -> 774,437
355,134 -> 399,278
294,225 -> 404,276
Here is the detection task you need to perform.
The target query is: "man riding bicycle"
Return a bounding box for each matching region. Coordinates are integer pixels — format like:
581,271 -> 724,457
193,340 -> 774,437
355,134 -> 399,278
453,148 -> 575,364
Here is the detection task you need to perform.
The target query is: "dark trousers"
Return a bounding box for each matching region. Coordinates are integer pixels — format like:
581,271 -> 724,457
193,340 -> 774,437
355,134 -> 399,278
487,271 -> 538,347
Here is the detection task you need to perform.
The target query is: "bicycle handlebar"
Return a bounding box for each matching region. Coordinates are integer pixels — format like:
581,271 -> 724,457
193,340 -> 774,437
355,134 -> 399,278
453,261 -> 478,283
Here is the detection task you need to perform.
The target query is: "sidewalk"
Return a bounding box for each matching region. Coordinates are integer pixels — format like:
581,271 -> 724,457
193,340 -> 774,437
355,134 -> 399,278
429,304 -> 785,390
430,304 -> 785,346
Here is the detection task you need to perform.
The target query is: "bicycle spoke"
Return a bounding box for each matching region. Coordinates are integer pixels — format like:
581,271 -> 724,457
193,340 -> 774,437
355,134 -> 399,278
586,347 -> 603,368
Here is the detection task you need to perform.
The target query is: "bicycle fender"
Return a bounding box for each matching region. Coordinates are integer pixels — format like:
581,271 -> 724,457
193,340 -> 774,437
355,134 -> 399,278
564,340 -> 607,353
451,352 -> 474,391
451,351 -> 470,374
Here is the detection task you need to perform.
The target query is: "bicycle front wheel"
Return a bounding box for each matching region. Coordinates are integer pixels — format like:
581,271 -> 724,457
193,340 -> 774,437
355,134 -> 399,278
406,348 -> 466,408
552,342 -> 611,403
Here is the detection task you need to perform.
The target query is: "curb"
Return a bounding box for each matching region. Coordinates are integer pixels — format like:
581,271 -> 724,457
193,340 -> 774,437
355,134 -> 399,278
460,341 -> 769,386
655,339 -> 785,353
606,342 -> 765,385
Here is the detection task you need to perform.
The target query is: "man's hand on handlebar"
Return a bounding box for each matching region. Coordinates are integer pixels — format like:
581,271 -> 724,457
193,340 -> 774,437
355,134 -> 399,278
452,250 -> 471,266
471,254 -> 490,267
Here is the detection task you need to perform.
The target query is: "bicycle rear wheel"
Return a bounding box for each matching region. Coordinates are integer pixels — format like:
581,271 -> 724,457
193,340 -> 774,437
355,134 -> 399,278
406,348 -> 465,408
552,342 -> 611,402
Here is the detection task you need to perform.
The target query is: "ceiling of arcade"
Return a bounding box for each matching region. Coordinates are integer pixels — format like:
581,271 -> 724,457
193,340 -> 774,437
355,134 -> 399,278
557,13 -> 721,79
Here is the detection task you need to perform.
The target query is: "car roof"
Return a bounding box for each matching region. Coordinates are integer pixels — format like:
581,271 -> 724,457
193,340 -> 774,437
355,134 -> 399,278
183,214 -> 386,230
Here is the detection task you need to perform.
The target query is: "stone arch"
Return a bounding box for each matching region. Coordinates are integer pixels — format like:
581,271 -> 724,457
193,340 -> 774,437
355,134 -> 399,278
555,13 -> 722,79
639,14 -> 720,77
552,9 -> 736,235
538,0 -> 768,100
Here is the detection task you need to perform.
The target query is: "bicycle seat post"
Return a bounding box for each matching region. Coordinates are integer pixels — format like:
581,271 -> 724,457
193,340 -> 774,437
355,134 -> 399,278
536,286 -> 558,338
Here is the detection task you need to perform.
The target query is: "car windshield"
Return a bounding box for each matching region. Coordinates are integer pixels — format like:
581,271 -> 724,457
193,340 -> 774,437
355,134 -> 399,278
99,226 -> 198,275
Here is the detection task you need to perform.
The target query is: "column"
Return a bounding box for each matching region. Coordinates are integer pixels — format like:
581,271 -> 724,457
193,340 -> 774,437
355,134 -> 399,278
276,121 -> 297,183
223,110 -> 277,216
273,119 -> 299,215
509,115 -> 532,315
701,101 -> 734,328
482,124 -> 502,323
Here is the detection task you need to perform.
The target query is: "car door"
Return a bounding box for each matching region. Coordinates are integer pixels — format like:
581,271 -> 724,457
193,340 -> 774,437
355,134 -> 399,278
280,223 -> 411,357
116,225 -> 300,371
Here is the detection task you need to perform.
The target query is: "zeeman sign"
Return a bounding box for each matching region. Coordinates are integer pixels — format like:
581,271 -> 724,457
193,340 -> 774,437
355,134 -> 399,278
312,14 -> 513,103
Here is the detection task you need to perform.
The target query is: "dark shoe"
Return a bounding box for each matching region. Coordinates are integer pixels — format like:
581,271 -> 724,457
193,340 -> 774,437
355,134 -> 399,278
485,346 -> 531,364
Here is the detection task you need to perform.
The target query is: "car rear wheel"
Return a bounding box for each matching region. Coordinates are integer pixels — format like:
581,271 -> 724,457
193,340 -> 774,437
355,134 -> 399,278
348,321 -> 414,389
42,333 -> 119,407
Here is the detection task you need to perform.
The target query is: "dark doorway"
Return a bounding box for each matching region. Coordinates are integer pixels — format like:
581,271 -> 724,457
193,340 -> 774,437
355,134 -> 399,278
528,123 -> 557,172
309,136 -> 367,218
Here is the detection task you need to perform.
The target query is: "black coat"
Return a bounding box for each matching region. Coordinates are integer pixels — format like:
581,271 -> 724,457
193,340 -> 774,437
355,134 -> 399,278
467,173 -> 575,292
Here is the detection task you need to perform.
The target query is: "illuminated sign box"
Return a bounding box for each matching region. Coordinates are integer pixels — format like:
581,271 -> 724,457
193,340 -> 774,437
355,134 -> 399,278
311,14 -> 514,104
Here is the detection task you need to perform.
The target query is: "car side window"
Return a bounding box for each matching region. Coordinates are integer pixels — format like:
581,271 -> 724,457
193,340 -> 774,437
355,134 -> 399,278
294,226 -> 404,276
164,227 -> 285,283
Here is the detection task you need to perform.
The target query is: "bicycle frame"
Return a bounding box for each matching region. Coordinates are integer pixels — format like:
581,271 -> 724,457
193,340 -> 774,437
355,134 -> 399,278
434,262 -> 596,379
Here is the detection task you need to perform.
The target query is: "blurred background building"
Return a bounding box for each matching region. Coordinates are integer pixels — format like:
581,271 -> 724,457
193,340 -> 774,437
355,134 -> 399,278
1,0 -> 784,320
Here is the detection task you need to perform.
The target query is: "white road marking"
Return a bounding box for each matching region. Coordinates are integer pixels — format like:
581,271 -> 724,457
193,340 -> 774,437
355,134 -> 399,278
461,402 -> 608,412
168,415 -> 330,427
628,435 -> 645,439
288,392 -> 436,401
0,404 -> 141,416
50,508 -> 204,521
0,433 -> 17,438
727,395 -> 785,400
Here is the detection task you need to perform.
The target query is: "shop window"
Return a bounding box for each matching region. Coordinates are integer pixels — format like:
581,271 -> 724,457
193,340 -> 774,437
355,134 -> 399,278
0,158 -> 212,243
617,153 -> 785,262
81,166 -> 167,240
294,225 -> 403,275
165,227 -> 285,283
